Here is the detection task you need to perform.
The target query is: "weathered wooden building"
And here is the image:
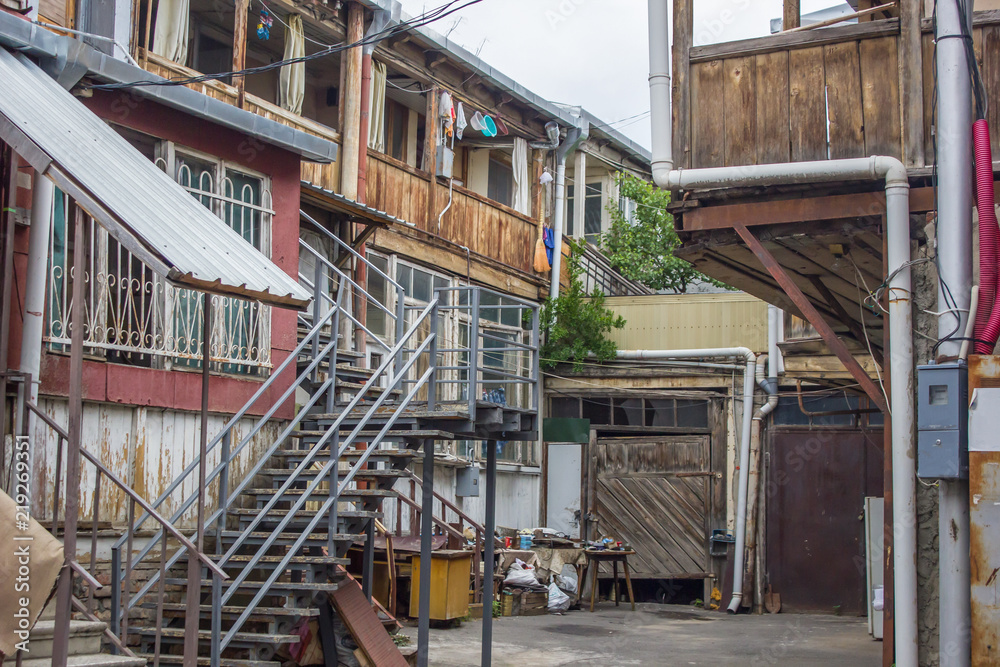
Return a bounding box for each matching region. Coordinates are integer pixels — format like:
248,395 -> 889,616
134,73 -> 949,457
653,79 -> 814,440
653,0 -> 1000,665
0,0 -> 650,663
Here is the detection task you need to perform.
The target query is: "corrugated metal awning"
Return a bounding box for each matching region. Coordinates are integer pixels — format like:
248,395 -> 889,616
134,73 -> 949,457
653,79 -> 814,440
301,181 -> 409,228
0,48 -> 312,310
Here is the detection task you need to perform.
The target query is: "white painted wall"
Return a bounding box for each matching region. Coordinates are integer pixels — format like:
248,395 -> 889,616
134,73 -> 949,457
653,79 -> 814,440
384,463 -> 541,535
27,398 -> 282,527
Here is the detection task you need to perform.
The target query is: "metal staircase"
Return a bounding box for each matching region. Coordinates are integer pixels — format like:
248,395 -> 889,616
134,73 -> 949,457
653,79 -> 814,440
107,224 -> 540,666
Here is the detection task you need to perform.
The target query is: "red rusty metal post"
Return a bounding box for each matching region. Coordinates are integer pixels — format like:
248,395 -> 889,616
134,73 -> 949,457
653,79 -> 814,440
184,291 -> 213,666
52,203 -> 87,667
733,222 -> 888,413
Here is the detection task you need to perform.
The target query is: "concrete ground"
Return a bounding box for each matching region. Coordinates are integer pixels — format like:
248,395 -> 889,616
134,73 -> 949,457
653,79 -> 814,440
399,603 -> 880,666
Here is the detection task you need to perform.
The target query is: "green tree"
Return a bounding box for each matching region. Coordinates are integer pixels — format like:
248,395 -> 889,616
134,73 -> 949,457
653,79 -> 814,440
603,172 -> 728,292
539,238 -> 626,371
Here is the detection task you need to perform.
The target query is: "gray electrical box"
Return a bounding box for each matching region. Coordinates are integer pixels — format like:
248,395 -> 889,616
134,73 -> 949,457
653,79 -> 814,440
456,465 -> 480,497
917,362 -> 968,479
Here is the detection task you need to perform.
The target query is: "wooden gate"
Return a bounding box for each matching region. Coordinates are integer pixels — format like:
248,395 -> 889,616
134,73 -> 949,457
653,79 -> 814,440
589,435 -> 713,579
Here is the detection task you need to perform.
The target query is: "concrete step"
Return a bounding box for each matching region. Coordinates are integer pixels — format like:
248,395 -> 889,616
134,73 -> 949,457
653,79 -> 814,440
25,620 -> 107,659
17,654 -> 148,667
138,654 -> 279,667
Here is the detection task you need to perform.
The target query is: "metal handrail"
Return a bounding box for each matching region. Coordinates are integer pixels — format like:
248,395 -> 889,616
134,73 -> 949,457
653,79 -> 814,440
216,299 -> 441,651
112,304 -> 340,554
119,325 -> 343,613
25,401 -> 226,579
300,209 -> 403,293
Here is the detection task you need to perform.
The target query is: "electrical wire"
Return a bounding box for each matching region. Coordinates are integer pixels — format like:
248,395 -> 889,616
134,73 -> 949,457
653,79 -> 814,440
89,0 -> 482,91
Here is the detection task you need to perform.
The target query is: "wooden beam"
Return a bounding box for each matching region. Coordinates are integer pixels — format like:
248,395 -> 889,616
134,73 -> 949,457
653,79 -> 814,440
680,186 -> 939,232
734,222 -> 888,413
690,19 -> 902,63
783,0 -> 801,30
232,0 -> 251,108
340,1 -> 364,200
672,0 -> 693,168
899,0 -> 925,167
424,86 -> 440,233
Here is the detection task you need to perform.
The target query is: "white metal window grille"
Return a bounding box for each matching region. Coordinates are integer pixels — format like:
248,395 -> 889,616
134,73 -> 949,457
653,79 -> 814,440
44,145 -> 274,374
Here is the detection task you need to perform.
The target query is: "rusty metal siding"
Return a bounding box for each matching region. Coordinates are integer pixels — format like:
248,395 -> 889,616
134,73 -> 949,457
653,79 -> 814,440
602,293 -> 769,352
30,397 -> 284,528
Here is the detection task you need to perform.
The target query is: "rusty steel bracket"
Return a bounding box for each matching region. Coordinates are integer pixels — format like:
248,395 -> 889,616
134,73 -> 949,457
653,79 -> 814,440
734,222 -> 889,414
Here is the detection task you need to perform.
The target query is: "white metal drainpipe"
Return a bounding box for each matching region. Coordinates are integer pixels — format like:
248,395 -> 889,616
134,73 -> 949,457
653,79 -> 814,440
20,174 -> 54,411
648,0 -> 916,660
613,348 -> 757,611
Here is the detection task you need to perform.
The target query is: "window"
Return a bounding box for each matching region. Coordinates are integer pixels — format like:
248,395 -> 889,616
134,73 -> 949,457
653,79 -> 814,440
366,253 -> 391,338
487,157 -> 514,207
384,100 -> 409,162
773,392 -> 861,427
567,180 -> 604,242
551,396 -> 711,430
45,135 -> 273,375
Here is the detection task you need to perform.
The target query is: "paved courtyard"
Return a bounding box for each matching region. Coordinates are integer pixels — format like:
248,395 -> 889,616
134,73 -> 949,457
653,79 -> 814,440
399,603 -> 881,666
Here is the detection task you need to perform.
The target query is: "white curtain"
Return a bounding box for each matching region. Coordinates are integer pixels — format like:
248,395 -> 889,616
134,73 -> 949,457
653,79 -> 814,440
279,14 -> 305,115
151,0 -> 189,64
512,137 -> 531,215
368,60 -> 387,151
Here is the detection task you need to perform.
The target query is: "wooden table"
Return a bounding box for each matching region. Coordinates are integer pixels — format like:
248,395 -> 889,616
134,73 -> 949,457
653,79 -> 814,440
583,549 -> 636,612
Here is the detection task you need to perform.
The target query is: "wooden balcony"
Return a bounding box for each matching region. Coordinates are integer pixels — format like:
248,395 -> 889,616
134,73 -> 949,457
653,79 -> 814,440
673,10 -> 1000,170
142,52 -> 539,277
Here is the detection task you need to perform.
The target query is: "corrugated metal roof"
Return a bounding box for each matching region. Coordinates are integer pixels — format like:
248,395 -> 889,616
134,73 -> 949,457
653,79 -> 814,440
301,181 -> 410,227
0,48 -> 311,310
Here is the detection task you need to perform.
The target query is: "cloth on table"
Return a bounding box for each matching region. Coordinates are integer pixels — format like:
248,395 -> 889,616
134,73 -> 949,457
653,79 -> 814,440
530,547 -> 587,584
497,549 -> 540,575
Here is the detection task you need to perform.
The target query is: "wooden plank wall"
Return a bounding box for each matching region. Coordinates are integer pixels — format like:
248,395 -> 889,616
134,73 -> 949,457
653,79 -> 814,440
365,153 -> 536,274
688,16 -> 1000,169
143,54 -> 537,274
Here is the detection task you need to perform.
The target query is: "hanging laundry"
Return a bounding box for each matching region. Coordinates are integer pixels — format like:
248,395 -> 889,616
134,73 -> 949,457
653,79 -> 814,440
257,8 -> 273,40
455,101 -> 468,140
543,227 -> 555,269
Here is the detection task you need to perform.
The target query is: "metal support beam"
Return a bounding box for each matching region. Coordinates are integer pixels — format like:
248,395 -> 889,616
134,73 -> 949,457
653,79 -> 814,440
416,439 -> 435,667
481,440 -> 497,667
52,203 -> 85,667
185,291 -> 212,667
362,519 -> 375,601
734,222 -> 888,413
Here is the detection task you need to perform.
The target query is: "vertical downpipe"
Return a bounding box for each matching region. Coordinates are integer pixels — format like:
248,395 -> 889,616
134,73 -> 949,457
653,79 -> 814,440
936,1 -> 974,664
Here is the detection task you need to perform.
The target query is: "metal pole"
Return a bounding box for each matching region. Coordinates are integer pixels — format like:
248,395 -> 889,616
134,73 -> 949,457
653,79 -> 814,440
52,204 -> 86,667
185,292 -> 212,666
211,429 -> 230,667
481,440 -> 497,667
935,0 -> 974,359
363,518 -> 376,601
936,2 -> 974,663
416,439 -> 434,667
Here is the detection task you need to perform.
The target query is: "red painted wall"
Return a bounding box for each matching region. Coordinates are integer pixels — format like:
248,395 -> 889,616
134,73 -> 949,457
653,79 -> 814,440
7,92 -> 305,418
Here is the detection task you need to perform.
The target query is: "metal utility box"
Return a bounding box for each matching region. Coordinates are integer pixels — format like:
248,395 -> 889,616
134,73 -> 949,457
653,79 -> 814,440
436,145 -> 454,179
917,362 -> 968,479
456,465 -> 479,497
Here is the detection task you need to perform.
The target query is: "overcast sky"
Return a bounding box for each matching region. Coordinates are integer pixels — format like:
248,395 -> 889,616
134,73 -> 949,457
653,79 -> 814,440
400,0 -> 846,149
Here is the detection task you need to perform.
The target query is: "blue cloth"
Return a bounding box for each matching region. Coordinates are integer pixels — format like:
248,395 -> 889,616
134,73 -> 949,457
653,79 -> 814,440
543,227 -> 554,269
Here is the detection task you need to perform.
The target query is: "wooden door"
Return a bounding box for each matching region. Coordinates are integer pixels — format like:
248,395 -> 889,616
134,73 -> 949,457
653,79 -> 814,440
590,436 -> 712,579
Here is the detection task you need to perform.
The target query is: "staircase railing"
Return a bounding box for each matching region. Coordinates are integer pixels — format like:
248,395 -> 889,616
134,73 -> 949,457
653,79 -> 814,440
212,296 -> 442,661
24,398 -> 218,659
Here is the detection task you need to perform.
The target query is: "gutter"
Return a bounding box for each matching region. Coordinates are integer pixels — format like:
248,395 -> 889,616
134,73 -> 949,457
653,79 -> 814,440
648,0 -> 916,659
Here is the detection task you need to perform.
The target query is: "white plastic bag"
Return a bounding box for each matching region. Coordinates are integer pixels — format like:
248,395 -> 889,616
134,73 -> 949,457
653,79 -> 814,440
548,581 -> 571,613
554,563 -> 578,595
504,562 -> 539,588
